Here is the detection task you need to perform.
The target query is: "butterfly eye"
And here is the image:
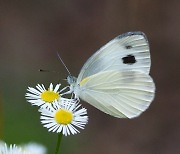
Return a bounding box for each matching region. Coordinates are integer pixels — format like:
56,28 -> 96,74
122,54 -> 136,65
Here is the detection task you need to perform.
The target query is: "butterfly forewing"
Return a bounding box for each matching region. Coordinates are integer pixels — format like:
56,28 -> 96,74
77,32 -> 150,83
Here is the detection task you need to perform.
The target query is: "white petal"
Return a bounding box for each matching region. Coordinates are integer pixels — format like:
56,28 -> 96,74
49,83 -> 53,91
54,84 -> 60,92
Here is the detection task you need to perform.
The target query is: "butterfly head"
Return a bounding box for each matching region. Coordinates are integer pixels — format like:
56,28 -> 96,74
67,75 -> 77,85
66,75 -> 77,91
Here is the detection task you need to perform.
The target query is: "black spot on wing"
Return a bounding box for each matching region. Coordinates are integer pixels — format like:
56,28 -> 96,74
125,45 -> 132,49
122,54 -> 136,65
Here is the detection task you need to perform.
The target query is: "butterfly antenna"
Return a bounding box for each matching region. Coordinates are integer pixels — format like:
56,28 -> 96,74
57,52 -> 71,76
39,69 -> 60,74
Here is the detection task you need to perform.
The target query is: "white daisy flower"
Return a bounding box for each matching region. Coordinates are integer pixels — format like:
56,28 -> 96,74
39,99 -> 88,136
0,141 -> 46,154
21,142 -> 46,154
25,83 -> 67,108
0,143 -> 22,154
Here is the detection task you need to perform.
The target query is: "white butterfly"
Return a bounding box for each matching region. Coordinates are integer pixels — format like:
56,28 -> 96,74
63,31 -> 155,118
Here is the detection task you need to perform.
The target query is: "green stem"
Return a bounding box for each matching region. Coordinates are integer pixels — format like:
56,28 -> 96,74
55,133 -> 63,154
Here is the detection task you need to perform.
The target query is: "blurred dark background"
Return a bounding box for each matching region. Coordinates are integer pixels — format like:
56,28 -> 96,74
0,0 -> 180,153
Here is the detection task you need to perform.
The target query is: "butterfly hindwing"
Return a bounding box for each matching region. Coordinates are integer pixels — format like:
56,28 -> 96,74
78,70 -> 155,118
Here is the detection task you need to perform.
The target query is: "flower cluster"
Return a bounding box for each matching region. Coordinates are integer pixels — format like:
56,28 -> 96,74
25,83 -> 88,136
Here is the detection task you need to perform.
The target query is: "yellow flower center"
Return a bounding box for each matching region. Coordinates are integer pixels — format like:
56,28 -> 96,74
55,109 -> 73,125
41,90 -> 59,103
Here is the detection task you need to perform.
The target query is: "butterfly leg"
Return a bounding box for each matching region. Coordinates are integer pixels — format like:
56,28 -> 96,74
60,86 -> 72,96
